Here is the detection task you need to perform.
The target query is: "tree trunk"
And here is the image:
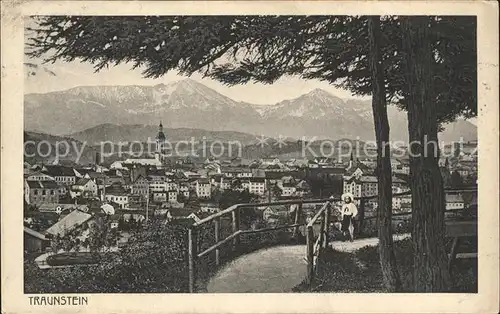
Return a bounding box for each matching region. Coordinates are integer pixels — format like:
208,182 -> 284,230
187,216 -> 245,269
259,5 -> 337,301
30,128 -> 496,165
368,16 -> 402,292
401,16 -> 452,292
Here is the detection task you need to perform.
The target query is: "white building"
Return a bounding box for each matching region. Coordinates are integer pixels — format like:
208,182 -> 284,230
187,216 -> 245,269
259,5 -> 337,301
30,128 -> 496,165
445,194 -> 465,210
72,178 -> 98,197
196,179 -> 212,199
242,178 -> 266,195
280,182 -> 297,197
105,193 -> 129,209
149,179 -> 167,192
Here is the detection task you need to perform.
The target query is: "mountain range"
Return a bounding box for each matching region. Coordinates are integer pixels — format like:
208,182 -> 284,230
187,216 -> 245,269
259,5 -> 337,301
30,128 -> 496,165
24,78 -> 477,143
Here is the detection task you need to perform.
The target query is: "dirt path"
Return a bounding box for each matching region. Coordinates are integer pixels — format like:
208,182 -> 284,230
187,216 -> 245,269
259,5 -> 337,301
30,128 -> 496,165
206,234 -> 410,293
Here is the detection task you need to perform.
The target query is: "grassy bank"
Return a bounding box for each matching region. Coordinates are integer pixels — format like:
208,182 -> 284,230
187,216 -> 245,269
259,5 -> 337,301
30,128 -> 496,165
293,238 -> 477,293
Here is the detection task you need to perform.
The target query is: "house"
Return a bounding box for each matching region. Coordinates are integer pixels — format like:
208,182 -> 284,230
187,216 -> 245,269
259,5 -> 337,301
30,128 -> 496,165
343,175 -> 408,204
178,184 -> 190,198
166,181 -> 178,192
153,192 -> 167,203
243,178 -> 266,195
24,180 -> 64,205
280,182 -> 297,197
262,206 -> 289,223
166,208 -> 198,222
195,179 -> 212,199
446,194 -> 465,210
44,209 -> 94,238
42,165 -> 78,185
24,226 -> 50,253
343,161 -> 371,181
105,169 -> 123,177
72,178 -> 98,197
105,185 -> 130,209
295,180 -> 311,196
167,190 -> 178,203
109,214 -> 121,229
106,175 -> 125,186
38,203 -> 89,214
199,202 -> 219,214
131,175 -> 149,196
25,171 -> 55,182
262,207 -> 278,221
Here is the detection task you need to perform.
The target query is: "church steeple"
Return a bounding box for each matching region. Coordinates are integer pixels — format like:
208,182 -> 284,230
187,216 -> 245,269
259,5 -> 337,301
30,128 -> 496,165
155,121 -> 166,164
156,121 -> 166,141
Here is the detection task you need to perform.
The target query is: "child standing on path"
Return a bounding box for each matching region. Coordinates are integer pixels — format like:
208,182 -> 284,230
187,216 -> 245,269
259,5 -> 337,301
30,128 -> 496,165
341,193 -> 358,242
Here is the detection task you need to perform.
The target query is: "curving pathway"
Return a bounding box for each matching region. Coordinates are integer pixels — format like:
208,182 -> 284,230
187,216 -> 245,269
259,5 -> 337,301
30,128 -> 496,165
206,233 -> 410,293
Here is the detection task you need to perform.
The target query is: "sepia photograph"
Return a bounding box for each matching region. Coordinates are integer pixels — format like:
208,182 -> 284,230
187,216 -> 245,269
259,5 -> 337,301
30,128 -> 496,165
21,13 -> 480,294
1,1 -> 499,313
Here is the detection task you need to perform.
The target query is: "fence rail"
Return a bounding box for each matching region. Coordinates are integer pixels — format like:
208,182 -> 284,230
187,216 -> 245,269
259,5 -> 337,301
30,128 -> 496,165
187,197 -> 330,293
305,201 -> 331,285
187,187 -> 477,292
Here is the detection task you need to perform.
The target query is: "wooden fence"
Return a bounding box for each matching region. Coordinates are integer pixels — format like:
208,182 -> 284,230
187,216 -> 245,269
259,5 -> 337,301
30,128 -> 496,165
187,188 -> 477,292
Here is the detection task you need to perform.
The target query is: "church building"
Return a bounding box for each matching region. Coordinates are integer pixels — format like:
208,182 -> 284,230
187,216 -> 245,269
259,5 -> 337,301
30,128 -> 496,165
155,121 -> 167,164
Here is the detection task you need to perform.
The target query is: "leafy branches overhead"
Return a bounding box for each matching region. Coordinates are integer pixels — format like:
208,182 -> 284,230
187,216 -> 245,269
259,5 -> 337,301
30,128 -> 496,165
27,15 -> 476,124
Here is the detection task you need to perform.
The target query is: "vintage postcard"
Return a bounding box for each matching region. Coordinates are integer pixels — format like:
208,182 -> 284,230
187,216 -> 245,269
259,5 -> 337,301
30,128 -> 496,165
1,0 -> 499,313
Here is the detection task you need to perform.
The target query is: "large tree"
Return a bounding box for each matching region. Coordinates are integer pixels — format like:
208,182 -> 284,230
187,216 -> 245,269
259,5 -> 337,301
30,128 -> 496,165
367,16 -> 401,291
27,15 -> 476,291
401,16 -> 452,291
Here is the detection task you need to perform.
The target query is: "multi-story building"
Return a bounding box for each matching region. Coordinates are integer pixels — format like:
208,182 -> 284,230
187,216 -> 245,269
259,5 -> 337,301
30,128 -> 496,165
71,178 -> 98,197
25,180 -> 64,205
445,194 -> 465,210
195,179 -> 212,199
178,184 -> 190,198
105,185 -> 129,209
131,175 -> 149,196
280,182 -> 297,197
242,178 -> 266,196
343,174 -> 408,206
42,165 -> 78,186
148,178 -> 167,193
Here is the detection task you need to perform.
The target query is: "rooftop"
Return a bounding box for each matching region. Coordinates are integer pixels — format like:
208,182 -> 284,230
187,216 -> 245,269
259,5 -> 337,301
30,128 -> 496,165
26,180 -> 61,189
45,209 -> 93,237
43,165 -> 76,177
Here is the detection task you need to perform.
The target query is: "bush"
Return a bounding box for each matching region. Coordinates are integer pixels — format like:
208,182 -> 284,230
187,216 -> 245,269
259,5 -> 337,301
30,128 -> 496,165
25,218 -> 190,293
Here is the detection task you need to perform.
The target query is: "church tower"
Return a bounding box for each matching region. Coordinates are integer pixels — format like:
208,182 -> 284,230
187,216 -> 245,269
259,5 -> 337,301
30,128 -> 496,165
155,121 -> 166,163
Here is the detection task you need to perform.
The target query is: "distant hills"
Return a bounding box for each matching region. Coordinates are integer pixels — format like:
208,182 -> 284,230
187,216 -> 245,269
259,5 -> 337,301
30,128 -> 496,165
24,131 -> 97,165
24,78 -> 477,143
68,124 -> 258,146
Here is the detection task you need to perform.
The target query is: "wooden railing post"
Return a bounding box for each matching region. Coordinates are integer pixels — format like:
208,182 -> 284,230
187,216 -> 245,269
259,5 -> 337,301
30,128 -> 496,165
306,225 -> 314,285
293,202 -> 303,239
232,206 -> 240,251
318,213 -> 325,251
323,203 -> 331,249
214,217 -> 220,266
188,226 -> 197,293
